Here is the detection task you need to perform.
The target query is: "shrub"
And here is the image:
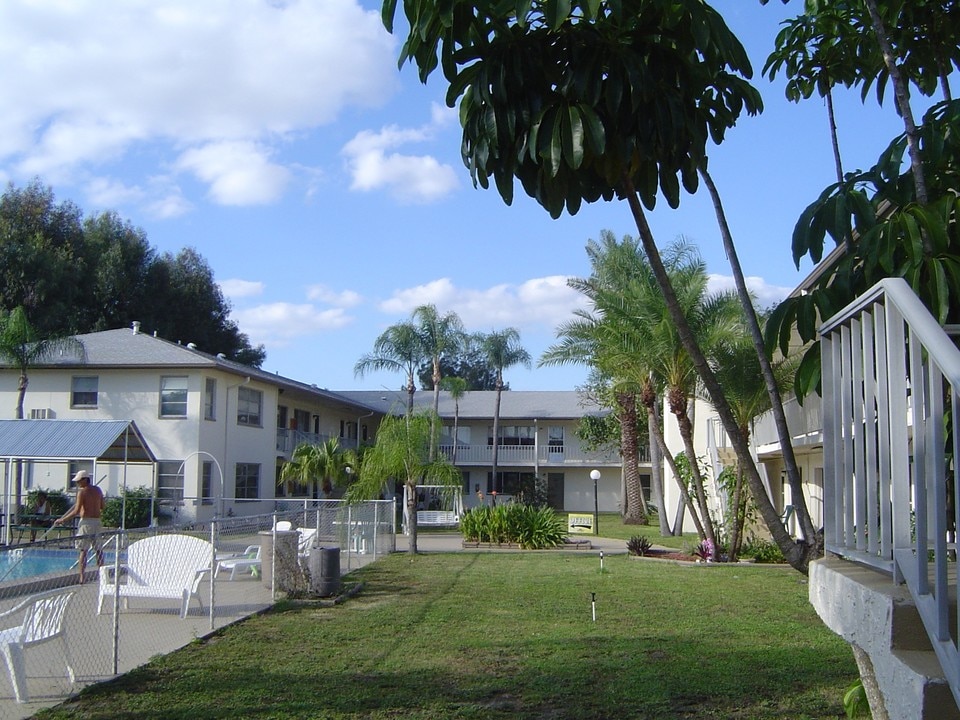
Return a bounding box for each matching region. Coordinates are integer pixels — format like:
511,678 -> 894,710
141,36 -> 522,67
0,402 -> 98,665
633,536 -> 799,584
460,504 -> 566,549
739,536 -> 787,564
626,535 -> 653,556
102,487 -> 156,528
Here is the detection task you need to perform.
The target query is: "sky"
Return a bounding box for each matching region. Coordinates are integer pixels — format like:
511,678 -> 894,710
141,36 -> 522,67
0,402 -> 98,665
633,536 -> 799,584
0,0 -> 929,393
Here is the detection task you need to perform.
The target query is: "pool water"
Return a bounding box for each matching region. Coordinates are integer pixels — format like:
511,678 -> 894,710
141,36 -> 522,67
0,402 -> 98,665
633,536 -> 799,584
0,548 -> 114,582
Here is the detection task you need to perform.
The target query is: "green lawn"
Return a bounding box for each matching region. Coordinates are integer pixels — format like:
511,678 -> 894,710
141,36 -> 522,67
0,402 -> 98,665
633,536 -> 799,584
38,552 -> 855,720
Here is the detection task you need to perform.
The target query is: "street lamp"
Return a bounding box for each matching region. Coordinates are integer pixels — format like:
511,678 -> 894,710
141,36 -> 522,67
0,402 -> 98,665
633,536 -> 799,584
590,469 -> 600,536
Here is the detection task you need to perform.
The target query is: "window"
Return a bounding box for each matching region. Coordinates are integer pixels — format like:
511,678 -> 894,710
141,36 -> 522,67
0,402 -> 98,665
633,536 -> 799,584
68,461 -> 94,490
157,460 -> 184,503
160,376 -> 188,417
237,387 -> 262,427
441,426 -> 471,446
204,378 -> 216,421
489,425 -> 535,446
201,461 -> 214,505
235,463 -> 260,500
548,426 -> 565,454
71,376 -> 99,408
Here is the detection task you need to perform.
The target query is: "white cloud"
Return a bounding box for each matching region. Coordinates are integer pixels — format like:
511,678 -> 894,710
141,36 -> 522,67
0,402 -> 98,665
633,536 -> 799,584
220,279 -> 265,300
232,302 -> 353,347
707,274 -> 793,309
0,0 -> 397,207
379,276 -> 584,331
176,141 -> 291,205
306,285 -> 363,307
342,118 -> 459,203
86,177 -> 146,208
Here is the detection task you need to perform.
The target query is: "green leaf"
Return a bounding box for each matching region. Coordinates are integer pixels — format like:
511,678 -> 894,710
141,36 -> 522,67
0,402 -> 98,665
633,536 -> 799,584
563,105 -> 585,170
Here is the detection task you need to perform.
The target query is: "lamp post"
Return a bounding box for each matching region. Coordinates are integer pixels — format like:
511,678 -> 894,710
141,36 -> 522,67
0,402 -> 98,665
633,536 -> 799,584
590,469 -> 600,536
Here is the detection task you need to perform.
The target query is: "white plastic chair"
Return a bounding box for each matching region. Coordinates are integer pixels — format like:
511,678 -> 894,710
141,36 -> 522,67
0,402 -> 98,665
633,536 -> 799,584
215,545 -> 261,581
0,587 -> 76,703
274,521 -> 293,532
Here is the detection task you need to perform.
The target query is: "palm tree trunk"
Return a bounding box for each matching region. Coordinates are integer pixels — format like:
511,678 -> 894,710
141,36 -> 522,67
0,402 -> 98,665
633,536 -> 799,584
617,390 -> 647,524
643,381 -> 672,535
623,176 -> 814,573
491,380 -> 503,494
452,404 -> 460,466
407,481 -> 418,554
671,395 -> 718,554
429,361 -> 441,461
643,396 -> 706,539
699,167 -> 820,547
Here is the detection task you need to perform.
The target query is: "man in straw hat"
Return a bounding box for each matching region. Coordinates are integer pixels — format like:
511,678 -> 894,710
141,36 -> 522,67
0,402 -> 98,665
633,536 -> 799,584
54,470 -> 105,582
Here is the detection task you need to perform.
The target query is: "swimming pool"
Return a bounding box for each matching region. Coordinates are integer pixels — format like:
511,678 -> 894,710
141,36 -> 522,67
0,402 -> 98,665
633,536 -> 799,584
0,548 -> 116,582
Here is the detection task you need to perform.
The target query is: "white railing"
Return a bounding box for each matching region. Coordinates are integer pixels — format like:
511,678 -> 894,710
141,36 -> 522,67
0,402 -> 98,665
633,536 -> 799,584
819,277 -> 960,707
275,430 -> 354,454
437,444 -> 624,465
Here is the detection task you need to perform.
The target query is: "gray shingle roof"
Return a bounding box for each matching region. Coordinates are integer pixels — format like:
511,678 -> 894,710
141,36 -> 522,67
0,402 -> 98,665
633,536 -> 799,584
7,327 -> 377,414
335,390 -> 605,420
0,419 -> 155,462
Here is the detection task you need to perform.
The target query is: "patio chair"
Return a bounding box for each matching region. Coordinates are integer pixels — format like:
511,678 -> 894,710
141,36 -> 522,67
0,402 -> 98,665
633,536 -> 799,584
215,545 -> 261,581
97,534 -> 213,619
274,520 -> 293,531
0,587 -> 76,703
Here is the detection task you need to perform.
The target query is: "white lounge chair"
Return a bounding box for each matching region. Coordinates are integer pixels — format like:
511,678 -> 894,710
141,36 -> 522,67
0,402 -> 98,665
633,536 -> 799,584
97,534 -> 213,619
274,520 -> 293,531
0,587 -> 76,703
215,545 -> 261,581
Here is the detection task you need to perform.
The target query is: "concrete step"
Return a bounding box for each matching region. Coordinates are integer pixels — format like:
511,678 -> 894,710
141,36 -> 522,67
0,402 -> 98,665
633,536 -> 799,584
809,556 -> 960,720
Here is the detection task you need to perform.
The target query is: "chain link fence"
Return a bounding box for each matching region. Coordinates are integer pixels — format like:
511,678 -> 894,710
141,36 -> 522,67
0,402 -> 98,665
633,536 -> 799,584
0,499 -> 395,719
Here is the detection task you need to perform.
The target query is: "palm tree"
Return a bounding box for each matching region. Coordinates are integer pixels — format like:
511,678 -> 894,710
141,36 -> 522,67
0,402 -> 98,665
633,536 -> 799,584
440,376 -> 468,466
279,437 -> 352,498
412,305 -> 464,457
345,411 -> 460,554
0,306 -> 83,510
354,321 -> 423,416
478,329 -> 531,494
540,232 -> 651,525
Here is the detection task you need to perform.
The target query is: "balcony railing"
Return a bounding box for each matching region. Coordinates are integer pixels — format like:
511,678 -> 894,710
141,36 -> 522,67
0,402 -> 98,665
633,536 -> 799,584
819,277 -> 960,709
276,430 -> 357,454
437,443 -> 631,466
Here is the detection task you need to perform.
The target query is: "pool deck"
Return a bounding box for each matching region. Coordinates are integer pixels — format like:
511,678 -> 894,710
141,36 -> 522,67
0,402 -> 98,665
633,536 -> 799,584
0,533 -> 626,719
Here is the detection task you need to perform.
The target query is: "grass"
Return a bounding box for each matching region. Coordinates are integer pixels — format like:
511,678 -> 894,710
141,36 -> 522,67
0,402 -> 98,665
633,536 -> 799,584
595,511 -> 695,550
37,552 -> 856,720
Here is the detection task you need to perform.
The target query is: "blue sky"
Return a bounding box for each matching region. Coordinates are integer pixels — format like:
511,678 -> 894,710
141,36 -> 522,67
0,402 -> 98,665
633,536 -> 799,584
0,1 -> 929,393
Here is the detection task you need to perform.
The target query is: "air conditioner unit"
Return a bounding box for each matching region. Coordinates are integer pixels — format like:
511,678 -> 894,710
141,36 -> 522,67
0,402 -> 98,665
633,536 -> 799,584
29,408 -> 54,420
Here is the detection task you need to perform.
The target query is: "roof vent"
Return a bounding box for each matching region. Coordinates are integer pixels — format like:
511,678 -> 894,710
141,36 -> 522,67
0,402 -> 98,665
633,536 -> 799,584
132,321 -> 141,334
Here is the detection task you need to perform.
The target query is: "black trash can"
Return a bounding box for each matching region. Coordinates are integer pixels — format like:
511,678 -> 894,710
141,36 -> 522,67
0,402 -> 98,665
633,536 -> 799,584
307,546 -> 341,597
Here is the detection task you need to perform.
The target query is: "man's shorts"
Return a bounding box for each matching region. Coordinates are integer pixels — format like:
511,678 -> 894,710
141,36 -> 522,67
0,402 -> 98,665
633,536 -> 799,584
76,518 -> 103,552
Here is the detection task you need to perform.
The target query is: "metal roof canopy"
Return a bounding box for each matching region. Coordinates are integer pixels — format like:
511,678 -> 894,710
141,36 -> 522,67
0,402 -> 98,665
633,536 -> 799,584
0,420 -> 156,463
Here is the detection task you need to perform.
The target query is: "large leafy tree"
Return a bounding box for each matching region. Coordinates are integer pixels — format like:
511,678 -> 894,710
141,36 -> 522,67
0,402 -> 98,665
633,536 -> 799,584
345,411 -> 460,554
382,0 -> 820,571
477,328 -> 531,493
0,181 -> 265,366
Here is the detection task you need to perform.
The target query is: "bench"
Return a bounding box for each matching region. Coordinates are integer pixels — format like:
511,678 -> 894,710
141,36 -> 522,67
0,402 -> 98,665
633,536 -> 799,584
416,510 -> 459,527
97,534 -> 213,619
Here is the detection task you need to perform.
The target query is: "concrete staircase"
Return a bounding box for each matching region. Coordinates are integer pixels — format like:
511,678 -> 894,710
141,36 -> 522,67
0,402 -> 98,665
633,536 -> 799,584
810,557 -> 960,719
